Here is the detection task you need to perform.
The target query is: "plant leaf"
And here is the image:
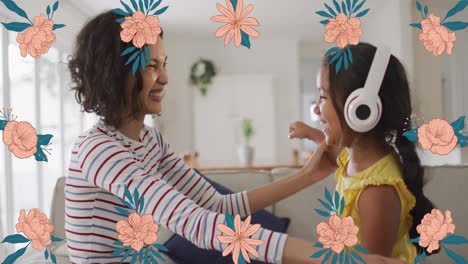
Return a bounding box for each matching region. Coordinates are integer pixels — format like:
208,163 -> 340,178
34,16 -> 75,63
114,206 -> 131,217
414,255 -> 420,264
353,245 -> 368,254
139,0 -> 145,13
344,52 -> 349,71
408,237 -> 420,243
139,195 -> 145,214
38,134 -> 53,146
240,30 -> 251,49
346,0 -> 352,14
150,0 -> 163,12
34,146 -> 48,162
122,248 -> 133,262
123,187 -> 133,206
443,21 -> 468,31
352,0 -> 358,10
345,250 -> 350,264
53,1 -> 59,12
122,46 -> 137,57
324,188 -> 333,206
130,0 -> 139,11
316,10 -> 334,18
120,0 -> 134,14
451,116 -> 465,132
351,251 -> 366,264
353,0 -> 366,13
115,18 -> 125,23
0,0 -> 29,21
339,196 -> 345,215
132,55 -> 141,75
1,234 -> 30,244
144,249 -> 150,264
45,247 -> 49,259
112,8 -> 129,16
53,24 -> 66,30
324,3 -> 337,17
1,22 -> 31,32
442,234 -> 468,245
333,190 -> 340,211
0,120 -> 7,130
321,250 -> 332,264
339,250 -> 344,263
133,188 -> 140,209
331,252 -> 338,264
111,247 -> 128,256
320,19 -> 329,25
311,248 -> 330,258
443,247 -> 467,263
2,245 -> 28,264
314,209 -> 331,218
416,1 -> 422,12
154,6 -> 169,15
126,50 -> 140,66
347,46 -> 353,63
342,2 -> 347,16
47,5 -> 51,17
153,243 -> 169,252
314,242 -> 324,248
443,0 -> 468,22
356,8 -> 370,17
329,50 -> 343,65
151,247 -> 166,261
113,240 -> 124,246
403,129 -> 418,142
144,46 -> 151,64
139,247 -> 144,262
52,253 -> 58,264
325,47 -> 339,57
333,0 -> 341,13
410,23 -> 422,29
225,213 -> 235,229
131,250 -> 138,263
424,5 -> 428,17
422,251 -> 427,261
318,198 -> 334,211
51,236 -> 63,242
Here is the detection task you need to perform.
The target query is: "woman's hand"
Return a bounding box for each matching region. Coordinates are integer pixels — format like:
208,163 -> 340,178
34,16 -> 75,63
300,142 -> 338,184
289,121 -> 324,143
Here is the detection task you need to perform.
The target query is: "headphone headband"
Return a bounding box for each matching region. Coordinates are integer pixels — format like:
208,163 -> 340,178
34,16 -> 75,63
363,46 -> 392,97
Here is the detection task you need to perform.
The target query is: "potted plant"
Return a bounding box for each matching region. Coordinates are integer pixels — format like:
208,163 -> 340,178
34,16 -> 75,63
238,118 -> 255,167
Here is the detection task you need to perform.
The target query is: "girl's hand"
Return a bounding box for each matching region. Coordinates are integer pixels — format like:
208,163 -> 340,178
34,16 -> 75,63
300,142 -> 338,184
289,121 -> 324,143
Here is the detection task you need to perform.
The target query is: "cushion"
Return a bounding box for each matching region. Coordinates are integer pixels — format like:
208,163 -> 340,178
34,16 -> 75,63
163,170 -> 290,264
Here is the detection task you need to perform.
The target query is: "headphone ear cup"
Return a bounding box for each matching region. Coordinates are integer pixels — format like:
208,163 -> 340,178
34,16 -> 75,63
344,88 -> 382,133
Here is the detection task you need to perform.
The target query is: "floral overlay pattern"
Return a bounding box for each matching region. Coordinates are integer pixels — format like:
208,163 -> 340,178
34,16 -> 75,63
1,209 -> 64,264
0,108 -> 53,162
0,0 -> 65,58
403,115 -> 468,155
113,0 -> 169,75
410,0 -> 467,56
111,186 -> 168,263
210,0 -> 260,49
316,0 -> 370,74
408,209 -> 468,264
216,214 -> 263,264
310,187 -> 369,264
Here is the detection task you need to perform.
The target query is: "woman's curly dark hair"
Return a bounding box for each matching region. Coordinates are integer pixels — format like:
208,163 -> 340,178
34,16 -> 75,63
68,10 -> 164,128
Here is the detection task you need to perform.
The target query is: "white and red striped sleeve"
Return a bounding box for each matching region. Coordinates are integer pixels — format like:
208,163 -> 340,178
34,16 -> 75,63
154,129 -> 251,217
78,136 -> 287,263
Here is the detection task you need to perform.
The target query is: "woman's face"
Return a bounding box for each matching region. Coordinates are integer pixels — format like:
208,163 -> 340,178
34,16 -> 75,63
127,35 -> 168,117
314,66 -> 343,146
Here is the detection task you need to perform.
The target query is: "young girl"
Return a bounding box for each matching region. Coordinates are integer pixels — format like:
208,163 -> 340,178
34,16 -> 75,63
289,43 -> 434,263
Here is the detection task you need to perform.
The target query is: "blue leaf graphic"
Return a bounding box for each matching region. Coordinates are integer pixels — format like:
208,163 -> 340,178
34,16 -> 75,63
443,247 -> 467,263
130,0 -> 139,11
45,247 -> 49,259
314,209 -> 331,217
414,255 -> 420,264
118,196 -> 134,209
442,234 -> 468,245
51,236 -> 63,242
38,134 -> 53,146
424,5 -> 428,17
322,250 -> 332,264
239,252 -> 247,264
2,245 -> 28,264
145,0 -> 150,13
154,6 -> 169,15
240,30 -> 251,49
47,5 -> 51,17
149,254 -> 158,264
144,249 -> 150,264
351,251 -> 365,264
111,247 -> 128,256
114,206 -> 131,217
1,22 -> 31,32
345,250 -> 350,264
316,11 -> 334,18
53,24 -> 66,30
115,18 -> 125,23
34,146 -> 48,162
320,19 -> 330,25
324,188 -> 333,206
150,0 -> 162,12
139,247 -> 144,262
342,2 -> 347,16
333,0 -> 341,13
139,0 -> 145,12
403,129 -> 418,142
1,234 -> 29,244
0,120 -> 6,130
51,253 -> 57,264
422,251 -> 426,261
352,0 -> 358,10
347,46 -> 353,63
144,46 -> 151,64
314,242 -> 324,248
329,50 -> 343,65
122,249 -> 133,262
122,46 -> 137,56
151,247 -> 166,261
133,188 -> 140,209
120,0 -> 134,14
331,252 -> 338,264
324,3 -> 337,17
443,0 -> 468,22
408,237 -> 420,243
131,250 -> 138,263
311,248 -> 329,258
0,0 -> 30,22
344,52 -> 349,71
318,198 -> 334,211
443,21 -> 468,31
339,196 -> 345,215
346,0 -> 352,14
325,47 -> 339,57
132,55 -> 141,75
356,8 -> 370,17
333,190 -> 340,211
339,250 -> 344,263
113,240 -> 124,246
153,243 -> 169,252
451,116 -> 465,131
351,254 -> 357,264
53,1 -> 59,12
124,186 -> 134,206
410,23 -> 422,29
125,50 -> 140,65
112,8 -> 129,16
230,0 -> 238,10
353,0 -> 366,13
416,1 -> 422,12
353,245 -> 368,254
139,195 -> 145,214
225,213 -> 235,229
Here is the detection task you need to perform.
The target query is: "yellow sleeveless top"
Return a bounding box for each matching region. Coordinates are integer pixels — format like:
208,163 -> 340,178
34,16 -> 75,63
334,148 -> 417,263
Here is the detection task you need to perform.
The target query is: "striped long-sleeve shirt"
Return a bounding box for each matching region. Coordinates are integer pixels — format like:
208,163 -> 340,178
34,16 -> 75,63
65,119 -> 288,263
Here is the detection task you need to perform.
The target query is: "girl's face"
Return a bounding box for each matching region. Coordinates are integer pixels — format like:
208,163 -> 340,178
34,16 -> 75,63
128,36 -> 168,117
314,66 -> 343,146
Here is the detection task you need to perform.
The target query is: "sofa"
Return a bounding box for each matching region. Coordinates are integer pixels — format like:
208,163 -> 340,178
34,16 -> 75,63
16,166 -> 468,263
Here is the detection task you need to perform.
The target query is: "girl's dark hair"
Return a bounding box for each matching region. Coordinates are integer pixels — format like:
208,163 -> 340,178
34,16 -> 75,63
68,10 -> 164,128
323,43 -> 435,253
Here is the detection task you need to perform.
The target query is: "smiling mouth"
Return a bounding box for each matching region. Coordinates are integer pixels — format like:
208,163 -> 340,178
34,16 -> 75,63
149,89 -> 165,101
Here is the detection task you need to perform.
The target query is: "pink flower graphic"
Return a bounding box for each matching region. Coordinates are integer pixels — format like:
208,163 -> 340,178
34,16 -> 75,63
116,212 -> 158,252
419,13 -> 456,56
324,13 -> 362,49
418,118 -> 458,155
216,215 -> 263,264
417,209 -> 456,253
2,121 -> 38,159
210,0 -> 260,47
15,209 -> 54,251
120,10 -> 161,49
316,215 -> 359,253
16,13 -> 56,59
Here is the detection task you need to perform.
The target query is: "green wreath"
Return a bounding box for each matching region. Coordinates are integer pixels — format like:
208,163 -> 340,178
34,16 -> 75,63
189,59 -> 217,96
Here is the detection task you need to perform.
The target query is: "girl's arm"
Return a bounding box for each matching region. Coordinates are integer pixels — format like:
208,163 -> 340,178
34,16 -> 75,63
358,185 -> 402,256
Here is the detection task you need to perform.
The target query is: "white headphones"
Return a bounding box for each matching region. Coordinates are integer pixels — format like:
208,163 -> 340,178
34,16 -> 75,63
344,46 -> 391,133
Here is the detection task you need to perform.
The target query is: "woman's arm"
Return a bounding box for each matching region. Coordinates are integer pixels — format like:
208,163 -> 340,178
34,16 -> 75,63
358,185 -> 402,256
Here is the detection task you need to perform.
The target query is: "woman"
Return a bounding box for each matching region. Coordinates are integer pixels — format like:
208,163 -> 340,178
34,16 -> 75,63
65,10 -> 407,264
